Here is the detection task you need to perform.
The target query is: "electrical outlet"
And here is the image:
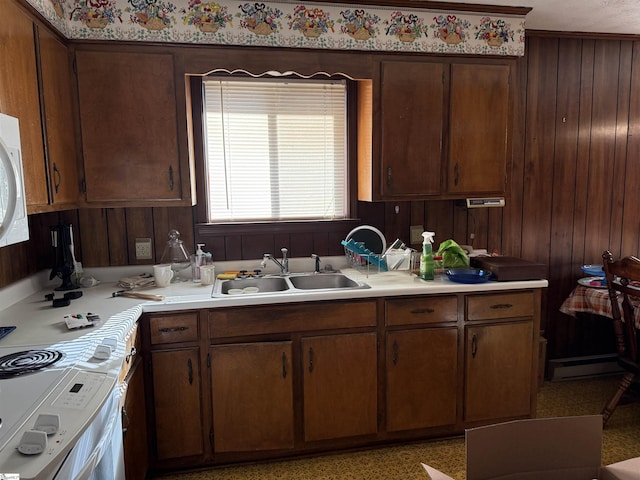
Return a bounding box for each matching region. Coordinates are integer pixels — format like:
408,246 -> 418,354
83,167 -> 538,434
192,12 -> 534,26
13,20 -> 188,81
135,238 -> 153,260
410,225 -> 424,244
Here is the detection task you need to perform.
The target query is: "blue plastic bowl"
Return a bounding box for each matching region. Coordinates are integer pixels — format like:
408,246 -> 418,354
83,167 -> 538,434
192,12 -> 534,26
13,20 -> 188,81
581,264 -> 605,276
445,268 -> 492,284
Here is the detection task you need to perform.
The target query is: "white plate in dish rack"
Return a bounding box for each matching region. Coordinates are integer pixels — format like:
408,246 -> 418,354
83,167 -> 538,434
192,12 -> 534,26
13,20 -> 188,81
345,225 -> 386,254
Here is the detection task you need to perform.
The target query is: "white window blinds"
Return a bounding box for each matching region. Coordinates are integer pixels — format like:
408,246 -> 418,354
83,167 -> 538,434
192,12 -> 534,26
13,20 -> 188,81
203,77 -> 348,222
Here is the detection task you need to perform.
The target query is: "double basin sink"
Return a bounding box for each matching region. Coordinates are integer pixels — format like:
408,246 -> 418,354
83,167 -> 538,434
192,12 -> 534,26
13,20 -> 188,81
212,272 -> 369,297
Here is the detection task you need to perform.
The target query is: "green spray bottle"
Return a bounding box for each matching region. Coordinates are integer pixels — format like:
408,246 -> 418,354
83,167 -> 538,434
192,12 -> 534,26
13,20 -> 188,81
419,231 -> 435,281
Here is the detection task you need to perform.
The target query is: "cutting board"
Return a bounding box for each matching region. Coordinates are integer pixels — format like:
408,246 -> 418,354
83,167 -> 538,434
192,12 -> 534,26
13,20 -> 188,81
470,256 -> 547,281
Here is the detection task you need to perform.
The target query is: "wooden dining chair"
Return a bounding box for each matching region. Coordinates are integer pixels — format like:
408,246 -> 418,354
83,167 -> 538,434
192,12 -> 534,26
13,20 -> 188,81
601,250 -> 640,425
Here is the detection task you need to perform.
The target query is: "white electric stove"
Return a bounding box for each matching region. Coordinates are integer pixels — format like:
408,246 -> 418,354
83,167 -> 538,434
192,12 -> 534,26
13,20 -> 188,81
0,333 -> 124,479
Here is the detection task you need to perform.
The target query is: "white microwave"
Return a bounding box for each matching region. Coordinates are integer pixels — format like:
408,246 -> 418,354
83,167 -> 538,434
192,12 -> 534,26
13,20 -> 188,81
0,112 -> 29,247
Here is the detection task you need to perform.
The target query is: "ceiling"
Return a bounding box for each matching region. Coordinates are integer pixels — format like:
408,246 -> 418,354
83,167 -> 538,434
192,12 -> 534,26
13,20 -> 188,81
442,0 -> 640,35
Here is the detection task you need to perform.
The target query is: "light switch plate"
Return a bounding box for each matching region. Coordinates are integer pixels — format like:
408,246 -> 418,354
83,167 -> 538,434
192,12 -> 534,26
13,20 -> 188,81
135,238 -> 153,260
410,225 -> 424,244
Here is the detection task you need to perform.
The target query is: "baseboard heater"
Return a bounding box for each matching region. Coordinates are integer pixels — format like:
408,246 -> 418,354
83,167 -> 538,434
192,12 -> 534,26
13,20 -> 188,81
548,354 -> 624,381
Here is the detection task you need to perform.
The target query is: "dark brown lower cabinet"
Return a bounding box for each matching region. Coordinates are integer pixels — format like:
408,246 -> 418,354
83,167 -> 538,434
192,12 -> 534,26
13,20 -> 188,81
464,320 -> 534,423
151,348 -> 204,460
122,358 -> 148,480
210,342 -> 294,453
302,332 -> 378,442
386,327 -> 458,432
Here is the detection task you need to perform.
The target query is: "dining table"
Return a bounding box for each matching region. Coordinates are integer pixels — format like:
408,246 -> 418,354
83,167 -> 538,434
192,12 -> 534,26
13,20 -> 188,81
560,283 -> 640,328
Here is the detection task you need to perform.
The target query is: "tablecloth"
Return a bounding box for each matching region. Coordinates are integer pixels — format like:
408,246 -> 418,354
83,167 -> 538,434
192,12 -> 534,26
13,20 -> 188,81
560,284 -> 640,328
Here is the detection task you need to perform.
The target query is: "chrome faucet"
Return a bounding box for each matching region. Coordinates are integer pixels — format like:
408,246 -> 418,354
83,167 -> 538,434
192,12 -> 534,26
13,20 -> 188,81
311,254 -> 321,273
261,248 -> 289,275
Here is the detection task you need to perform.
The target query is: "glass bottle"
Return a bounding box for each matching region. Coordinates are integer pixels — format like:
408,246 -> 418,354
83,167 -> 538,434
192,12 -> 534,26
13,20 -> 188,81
160,229 -> 191,282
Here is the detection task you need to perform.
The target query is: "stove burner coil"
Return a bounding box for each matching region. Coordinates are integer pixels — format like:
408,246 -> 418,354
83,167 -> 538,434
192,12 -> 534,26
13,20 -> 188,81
0,350 -> 64,379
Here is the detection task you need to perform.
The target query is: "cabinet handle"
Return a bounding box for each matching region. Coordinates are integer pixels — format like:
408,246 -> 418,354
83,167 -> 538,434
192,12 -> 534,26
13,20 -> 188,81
125,346 -> 137,364
53,162 -> 61,194
387,167 -> 393,186
392,340 -> 399,366
471,334 -> 478,358
281,352 -> 287,378
410,308 -> 435,315
159,326 -> 188,333
454,163 -> 460,186
121,406 -> 130,436
490,303 -> 513,310
187,358 -> 193,385
168,165 -> 174,191
308,347 -> 314,373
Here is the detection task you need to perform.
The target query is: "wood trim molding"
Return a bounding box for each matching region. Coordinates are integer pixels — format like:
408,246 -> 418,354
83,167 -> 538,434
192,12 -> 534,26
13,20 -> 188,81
305,0 -> 532,16
527,29 -> 640,41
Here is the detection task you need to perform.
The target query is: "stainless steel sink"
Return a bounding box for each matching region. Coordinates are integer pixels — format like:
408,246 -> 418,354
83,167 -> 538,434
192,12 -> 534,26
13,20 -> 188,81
213,272 -> 368,297
288,273 -> 360,290
219,277 -> 290,294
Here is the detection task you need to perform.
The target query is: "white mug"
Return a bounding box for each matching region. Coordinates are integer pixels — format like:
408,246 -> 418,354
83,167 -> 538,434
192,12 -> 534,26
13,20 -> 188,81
153,264 -> 174,287
200,265 -> 216,286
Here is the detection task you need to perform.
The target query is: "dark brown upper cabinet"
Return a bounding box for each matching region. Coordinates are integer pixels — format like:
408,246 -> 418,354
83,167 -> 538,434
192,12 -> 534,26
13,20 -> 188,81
37,27 -> 79,210
448,63 -> 511,195
358,59 -> 512,201
75,49 -> 193,207
0,1 -> 48,210
0,2 -> 80,213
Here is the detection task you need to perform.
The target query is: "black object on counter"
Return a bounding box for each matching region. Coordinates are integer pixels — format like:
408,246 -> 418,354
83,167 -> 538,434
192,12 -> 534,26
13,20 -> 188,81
49,223 -> 75,291
470,256 -> 547,281
64,291 -> 83,300
52,298 -> 71,308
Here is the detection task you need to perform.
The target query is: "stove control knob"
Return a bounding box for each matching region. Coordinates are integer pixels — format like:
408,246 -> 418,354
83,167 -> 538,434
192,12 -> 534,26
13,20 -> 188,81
18,430 -> 47,455
93,344 -> 111,360
102,337 -> 118,351
34,413 -> 60,435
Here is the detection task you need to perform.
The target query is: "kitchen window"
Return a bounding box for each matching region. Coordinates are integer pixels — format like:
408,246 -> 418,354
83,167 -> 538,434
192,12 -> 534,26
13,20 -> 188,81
202,76 -> 348,222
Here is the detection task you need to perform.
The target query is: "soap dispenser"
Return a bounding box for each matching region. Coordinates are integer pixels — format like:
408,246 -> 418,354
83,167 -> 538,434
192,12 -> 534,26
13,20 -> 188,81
419,231 -> 435,281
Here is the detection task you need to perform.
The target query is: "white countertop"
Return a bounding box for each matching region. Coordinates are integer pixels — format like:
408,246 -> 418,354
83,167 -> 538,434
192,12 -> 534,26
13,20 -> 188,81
0,260 -> 548,348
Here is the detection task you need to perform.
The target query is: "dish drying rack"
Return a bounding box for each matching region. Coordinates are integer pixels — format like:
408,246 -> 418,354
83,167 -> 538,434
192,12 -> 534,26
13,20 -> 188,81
342,239 -> 414,276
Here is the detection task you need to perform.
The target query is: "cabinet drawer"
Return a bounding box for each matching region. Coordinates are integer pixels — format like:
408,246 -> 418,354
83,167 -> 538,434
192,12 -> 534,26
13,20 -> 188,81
467,292 -> 534,321
386,296 -> 457,326
210,301 -> 377,338
149,314 -> 199,345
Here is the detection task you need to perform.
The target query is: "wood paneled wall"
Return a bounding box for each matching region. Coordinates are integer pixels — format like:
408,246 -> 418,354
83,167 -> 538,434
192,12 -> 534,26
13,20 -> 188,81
519,36 -> 640,358
4,34 -> 640,362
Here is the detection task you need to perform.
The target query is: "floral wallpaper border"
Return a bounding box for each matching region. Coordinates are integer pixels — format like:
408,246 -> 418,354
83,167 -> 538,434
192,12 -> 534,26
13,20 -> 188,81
29,0 -> 526,56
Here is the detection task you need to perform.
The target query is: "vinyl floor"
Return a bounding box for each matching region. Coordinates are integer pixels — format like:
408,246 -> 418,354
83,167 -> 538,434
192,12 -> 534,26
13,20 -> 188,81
152,376 -> 640,480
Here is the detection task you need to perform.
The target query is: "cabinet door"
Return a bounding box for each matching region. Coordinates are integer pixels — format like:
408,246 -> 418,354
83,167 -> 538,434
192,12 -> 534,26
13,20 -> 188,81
448,63 -> 510,194
386,327 -> 458,432
37,27 -> 78,208
151,348 -> 204,460
210,342 -> 294,453
464,321 -> 533,422
122,358 -> 148,480
380,62 -> 445,197
302,332 -> 377,442
0,0 -> 48,208
75,50 -> 182,204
